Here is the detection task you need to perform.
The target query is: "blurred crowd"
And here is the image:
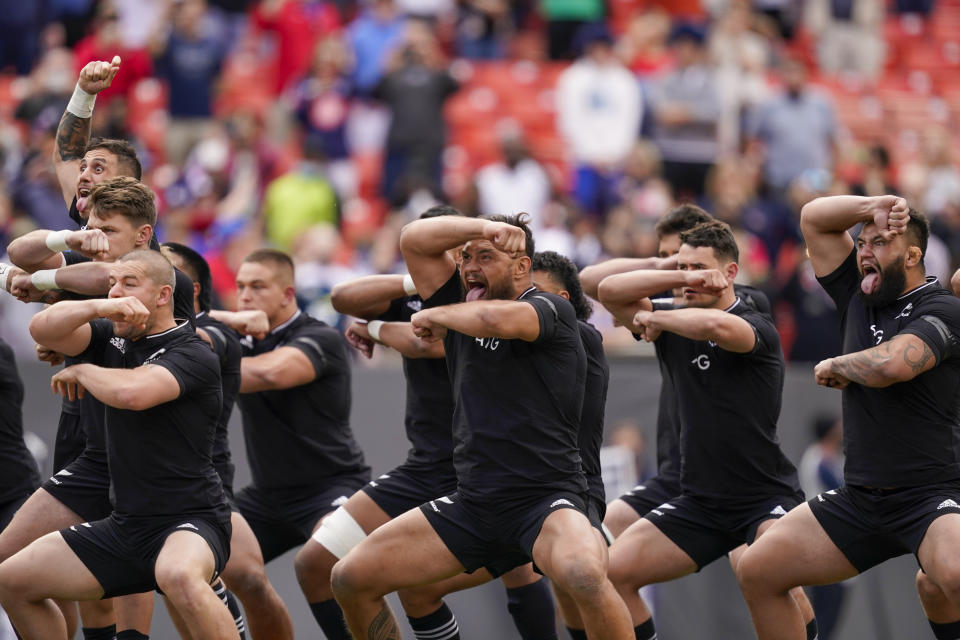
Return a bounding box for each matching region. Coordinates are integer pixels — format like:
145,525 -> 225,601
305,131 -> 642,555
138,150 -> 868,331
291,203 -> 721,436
0,0 -> 958,362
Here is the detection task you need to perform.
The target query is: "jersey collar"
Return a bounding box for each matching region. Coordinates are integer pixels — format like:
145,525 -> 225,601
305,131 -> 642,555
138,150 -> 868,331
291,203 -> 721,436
897,276 -> 938,301
271,308 -> 302,334
517,286 -> 537,300
145,320 -> 191,340
723,297 -> 742,312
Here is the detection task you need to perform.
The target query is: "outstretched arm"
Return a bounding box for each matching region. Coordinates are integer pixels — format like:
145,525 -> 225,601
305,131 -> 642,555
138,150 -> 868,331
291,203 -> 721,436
9,229 -> 110,272
800,195 -> 908,277
411,300 -> 540,343
9,260 -> 112,303
51,362 -> 180,410
580,255 -> 677,300
53,57 -> 122,208
207,309 -> 270,339
399,217 -> 526,300
632,307 -> 757,352
240,347 -> 317,392
29,297 -> 148,356
347,321 -> 445,359
814,333 -> 937,389
330,274 -> 410,319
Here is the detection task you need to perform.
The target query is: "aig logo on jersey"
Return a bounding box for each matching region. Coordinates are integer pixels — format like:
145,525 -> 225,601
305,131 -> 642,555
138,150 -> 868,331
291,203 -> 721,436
691,354 -> 710,370
474,337 -> 500,351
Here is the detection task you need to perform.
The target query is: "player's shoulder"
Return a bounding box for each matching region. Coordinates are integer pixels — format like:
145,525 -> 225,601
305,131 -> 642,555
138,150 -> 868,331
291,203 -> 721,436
912,281 -> 960,312
577,320 -> 603,351
527,289 -> 577,319
733,283 -> 771,315
286,314 -> 348,351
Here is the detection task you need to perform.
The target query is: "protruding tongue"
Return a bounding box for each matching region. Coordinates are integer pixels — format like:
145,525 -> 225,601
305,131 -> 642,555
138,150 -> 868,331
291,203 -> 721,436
466,286 -> 486,302
861,272 -> 879,294
76,195 -> 88,213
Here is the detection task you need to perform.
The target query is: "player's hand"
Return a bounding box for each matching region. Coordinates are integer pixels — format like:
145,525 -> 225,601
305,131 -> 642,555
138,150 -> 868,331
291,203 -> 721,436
345,322 -> 375,359
77,56 -> 121,95
231,310 -> 269,339
66,229 -> 110,260
683,269 -> 728,294
9,273 -> 61,304
868,195 -> 909,238
814,358 -> 849,389
482,221 -> 526,257
95,296 -> 149,328
632,310 -> 661,342
0,265 -> 25,295
51,365 -> 86,401
411,310 -> 447,343
36,343 -> 65,367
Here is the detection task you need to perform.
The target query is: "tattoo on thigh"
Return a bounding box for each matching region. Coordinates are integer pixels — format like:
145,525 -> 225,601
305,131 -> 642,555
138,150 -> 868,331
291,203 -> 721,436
368,602 -> 400,640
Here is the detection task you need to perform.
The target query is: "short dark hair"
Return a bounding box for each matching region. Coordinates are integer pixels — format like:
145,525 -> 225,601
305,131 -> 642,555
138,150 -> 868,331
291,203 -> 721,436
906,207 -> 930,262
243,248 -> 295,278
85,138 -> 142,180
116,249 -> 175,290
483,213 -> 535,260
163,242 -> 212,312
679,220 -> 739,263
88,176 -> 156,227
532,251 -> 592,321
654,204 -> 713,239
419,204 -> 462,219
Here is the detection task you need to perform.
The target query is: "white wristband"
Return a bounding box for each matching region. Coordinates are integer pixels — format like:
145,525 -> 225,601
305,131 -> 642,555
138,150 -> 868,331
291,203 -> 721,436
45,230 -> 71,253
31,269 -> 59,291
0,263 -> 12,292
367,320 -> 384,342
66,83 -> 96,119
402,273 -> 418,296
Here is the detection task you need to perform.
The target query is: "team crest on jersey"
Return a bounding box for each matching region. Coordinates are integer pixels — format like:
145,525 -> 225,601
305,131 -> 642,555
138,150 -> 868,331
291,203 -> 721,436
406,299 -> 422,312
691,354 -> 710,370
895,303 -> 914,320
110,336 -> 127,353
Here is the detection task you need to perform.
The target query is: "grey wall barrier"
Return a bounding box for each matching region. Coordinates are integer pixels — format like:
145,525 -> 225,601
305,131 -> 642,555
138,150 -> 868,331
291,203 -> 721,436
16,355 -> 926,639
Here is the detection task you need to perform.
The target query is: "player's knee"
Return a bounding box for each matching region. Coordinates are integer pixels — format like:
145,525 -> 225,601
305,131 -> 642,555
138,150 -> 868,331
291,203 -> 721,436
224,560 -> 270,599
0,559 -> 39,603
551,552 -> 607,599
155,563 -> 205,603
736,545 -> 783,596
294,542 -> 336,587
602,501 -> 637,539
330,556 -> 370,601
927,567 -> 960,605
916,569 -> 945,606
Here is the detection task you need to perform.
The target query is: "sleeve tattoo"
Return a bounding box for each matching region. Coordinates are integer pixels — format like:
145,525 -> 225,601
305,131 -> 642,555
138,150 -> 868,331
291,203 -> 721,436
831,335 -> 935,385
56,112 -> 91,161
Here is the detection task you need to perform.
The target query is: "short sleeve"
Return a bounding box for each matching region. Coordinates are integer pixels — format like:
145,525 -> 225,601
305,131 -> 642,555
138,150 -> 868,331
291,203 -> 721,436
815,249 -> 859,314
378,297 -> 409,322
901,298 -> 960,365
423,271 -> 462,309
63,251 -> 91,266
76,319 -> 115,366
742,309 -> 778,357
149,341 -> 220,396
201,324 -> 230,361
525,292 -> 575,344
285,326 -> 331,377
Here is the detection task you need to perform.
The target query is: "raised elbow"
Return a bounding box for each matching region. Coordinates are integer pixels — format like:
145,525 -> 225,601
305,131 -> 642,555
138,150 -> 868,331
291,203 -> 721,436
579,267 -> 602,299
114,383 -> 151,411
329,283 -> 350,314
596,277 -> 620,306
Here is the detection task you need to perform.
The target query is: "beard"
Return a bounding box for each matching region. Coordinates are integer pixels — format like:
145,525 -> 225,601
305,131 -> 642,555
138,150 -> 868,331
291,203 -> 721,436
484,277 -> 515,301
857,255 -> 907,307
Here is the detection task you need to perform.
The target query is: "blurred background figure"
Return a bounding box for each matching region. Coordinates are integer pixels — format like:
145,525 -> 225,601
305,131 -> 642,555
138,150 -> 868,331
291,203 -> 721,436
799,414 -> 848,640
805,0 -> 885,81
600,419 -> 652,501
556,22 -> 641,218
649,23 -> 720,201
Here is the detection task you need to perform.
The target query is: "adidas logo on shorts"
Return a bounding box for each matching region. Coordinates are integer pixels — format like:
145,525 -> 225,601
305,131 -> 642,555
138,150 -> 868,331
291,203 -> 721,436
937,499 -> 960,510
331,495 -> 349,507
769,505 -> 788,516
177,522 -> 199,531
550,499 -> 574,508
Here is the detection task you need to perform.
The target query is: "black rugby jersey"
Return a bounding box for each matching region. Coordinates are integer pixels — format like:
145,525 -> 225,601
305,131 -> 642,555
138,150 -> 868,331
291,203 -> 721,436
196,312 -> 242,491
78,320 -> 229,520
237,310 -> 369,491
655,299 -> 800,500
378,295 -> 455,468
578,320 -> 610,505
0,338 -> 40,501
818,249 -> 960,488
433,272 -> 587,501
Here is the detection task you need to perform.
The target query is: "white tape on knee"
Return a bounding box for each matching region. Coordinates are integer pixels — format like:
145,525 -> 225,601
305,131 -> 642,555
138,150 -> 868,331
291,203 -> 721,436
311,507 -> 367,559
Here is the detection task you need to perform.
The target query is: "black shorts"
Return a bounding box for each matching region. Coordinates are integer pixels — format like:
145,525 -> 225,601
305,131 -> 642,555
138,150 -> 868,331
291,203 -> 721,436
53,411 -> 86,473
586,495 -> 613,546
421,490 -> 589,578
61,513 -> 231,599
42,450 -> 112,523
0,492 -> 30,532
360,462 -> 458,519
617,474 -> 681,517
809,483 -> 960,573
236,474 -> 369,563
644,492 -> 803,570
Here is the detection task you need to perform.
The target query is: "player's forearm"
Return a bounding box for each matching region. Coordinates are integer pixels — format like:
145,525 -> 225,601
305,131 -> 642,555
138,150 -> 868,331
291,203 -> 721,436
30,300 -> 100,345
70,363 -> 154,410
648,308 -> 748,347
378,322 -> 444,358
598,270 -> 685,306
330,275 -> 406,318
399,217 -> 488,258
580,257 -> 673,299
800,196 -> 876,235
53,262 -> 111,296
828,335 -> 935,387
8,231 -> 64,272
429,301 -> 537,341
54,111 -> 91,165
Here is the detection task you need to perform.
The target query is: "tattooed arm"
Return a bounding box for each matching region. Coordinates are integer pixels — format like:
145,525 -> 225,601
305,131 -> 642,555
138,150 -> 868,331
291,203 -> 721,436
814,333 -> 937,389
52,57 -> 121,207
